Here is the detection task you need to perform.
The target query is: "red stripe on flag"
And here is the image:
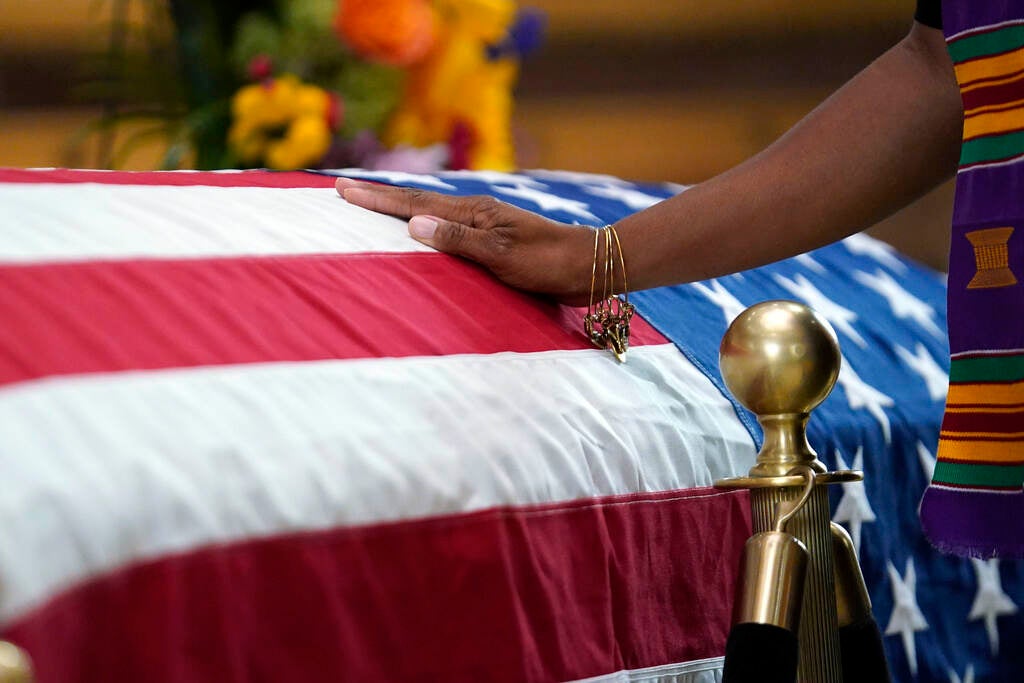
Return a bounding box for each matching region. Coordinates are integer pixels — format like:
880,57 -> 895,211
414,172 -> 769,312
1,488 -> 749,683
0,168 -> 335,188
0,253 -> 667,387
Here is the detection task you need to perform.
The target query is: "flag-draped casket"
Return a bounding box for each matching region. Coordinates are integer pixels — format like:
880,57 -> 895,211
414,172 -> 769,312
0,168 -> 1020,683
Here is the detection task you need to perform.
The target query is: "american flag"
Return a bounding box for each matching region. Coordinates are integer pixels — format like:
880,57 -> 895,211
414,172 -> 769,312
0,167 -> 1019,682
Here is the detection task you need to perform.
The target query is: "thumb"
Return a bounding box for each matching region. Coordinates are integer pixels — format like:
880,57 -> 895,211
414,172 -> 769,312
409,215 -> 492,264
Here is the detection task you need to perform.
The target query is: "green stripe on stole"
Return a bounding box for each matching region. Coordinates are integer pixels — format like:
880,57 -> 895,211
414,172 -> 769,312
960,129 -> 1024,166
948,24 -> 1024,63
949,354 -> 1024,383
933,460 -> 1024,488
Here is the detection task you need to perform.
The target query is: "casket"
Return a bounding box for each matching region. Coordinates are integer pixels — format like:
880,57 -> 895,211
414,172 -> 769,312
0,167 -> 1020,683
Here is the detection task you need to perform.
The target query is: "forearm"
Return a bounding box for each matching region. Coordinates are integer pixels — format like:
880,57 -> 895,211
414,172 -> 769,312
335,25 -> 963,305
611,23 -> 963,293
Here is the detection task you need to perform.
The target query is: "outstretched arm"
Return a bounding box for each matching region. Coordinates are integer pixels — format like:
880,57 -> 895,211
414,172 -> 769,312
337,22 -> 962,303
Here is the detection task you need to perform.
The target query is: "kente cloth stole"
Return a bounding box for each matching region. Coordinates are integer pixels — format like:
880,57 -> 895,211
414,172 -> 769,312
919,3 -> 1024,557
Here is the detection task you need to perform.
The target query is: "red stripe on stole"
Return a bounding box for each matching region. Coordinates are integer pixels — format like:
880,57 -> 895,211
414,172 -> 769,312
962,72 -> 1024,114
942,409 -> 1024,434
0,253 -> 667,387
1,488 -> 750,683
0,168 -> 336,188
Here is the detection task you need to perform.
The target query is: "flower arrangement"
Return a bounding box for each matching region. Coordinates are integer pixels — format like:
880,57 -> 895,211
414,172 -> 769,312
104,0 -> 543,171
229,74 -> 341,169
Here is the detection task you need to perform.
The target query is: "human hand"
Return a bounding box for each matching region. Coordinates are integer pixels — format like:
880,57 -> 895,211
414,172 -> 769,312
336,177 -> 594,304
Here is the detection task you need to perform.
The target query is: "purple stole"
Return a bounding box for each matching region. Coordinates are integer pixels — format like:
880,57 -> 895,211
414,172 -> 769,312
919,1 -> 1024,557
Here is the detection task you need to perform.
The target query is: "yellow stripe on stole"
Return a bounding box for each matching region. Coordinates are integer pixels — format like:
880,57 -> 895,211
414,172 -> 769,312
945,404 -> 1024,414
955,45 -> 1024,86
946,381 -> 1024,407
963,105 -> 1024,139
965,96 -> 1024,118
937,438 -> 1024,463
941,430 -> 1024,439
962,69 -> 1024,94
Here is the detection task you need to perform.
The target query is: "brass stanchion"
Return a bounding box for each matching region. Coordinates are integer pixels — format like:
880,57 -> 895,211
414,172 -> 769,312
0,641 -> 33,683
715,301 -> 862,683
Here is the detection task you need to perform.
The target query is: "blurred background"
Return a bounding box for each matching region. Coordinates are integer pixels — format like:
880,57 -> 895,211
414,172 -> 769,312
0,0 -> 952,269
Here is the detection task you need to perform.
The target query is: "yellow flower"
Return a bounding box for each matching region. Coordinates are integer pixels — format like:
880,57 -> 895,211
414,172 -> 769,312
228,120 -> 266,164
434,0 -> 515,44
266,115 -> 332,170
231,84 -> 270,123
381,0 -> 521,170
228,75 -> 337,170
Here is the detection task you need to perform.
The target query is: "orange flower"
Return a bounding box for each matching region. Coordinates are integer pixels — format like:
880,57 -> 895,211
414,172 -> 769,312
335,0 -> 437,66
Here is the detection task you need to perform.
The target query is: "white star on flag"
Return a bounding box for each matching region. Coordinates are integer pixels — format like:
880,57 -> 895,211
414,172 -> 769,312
895,343 -> 949,401
774,273 -> 868,348
853,269 -> 944,338
843,233 -> 908,273
492,183 -> 601,223
885,558 -> 929,677
334,169 -> 457,190
527,169 -> 632,186
918,441 -> 937,481
662,182 -> 691,194
794,252 -> 827,274
832,447 -> 876,557
969,558 -> 1019,656
582,183 -> 664,210
690,280 -> 746,326
949,664 -> 975,683
439,170 -> 548,188
837,355 -> 894,442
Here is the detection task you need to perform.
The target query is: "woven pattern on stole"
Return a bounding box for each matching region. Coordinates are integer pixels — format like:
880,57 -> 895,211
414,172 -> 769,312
920,5 -> 1024,557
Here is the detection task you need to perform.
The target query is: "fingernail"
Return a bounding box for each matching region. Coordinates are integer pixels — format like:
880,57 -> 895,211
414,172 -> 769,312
409,216 -> 438,239
341,187 -> 372,203
335,177 -> 372,195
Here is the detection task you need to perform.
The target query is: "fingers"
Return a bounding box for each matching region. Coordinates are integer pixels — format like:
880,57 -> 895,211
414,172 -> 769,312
336,177 -> 485,226
407,215 -> 495,265
336,178 -> 505,264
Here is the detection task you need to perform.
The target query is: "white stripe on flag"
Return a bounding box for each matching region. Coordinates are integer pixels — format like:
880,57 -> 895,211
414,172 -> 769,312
0,344 -> 753,623
0,185 -> 430,263
565,656 -> 724,682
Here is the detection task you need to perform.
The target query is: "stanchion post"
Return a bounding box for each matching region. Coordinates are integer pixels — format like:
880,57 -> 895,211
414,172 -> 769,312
715,301 -> 864,683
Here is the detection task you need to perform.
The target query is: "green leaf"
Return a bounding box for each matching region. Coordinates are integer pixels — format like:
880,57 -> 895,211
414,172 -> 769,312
231,12 -> 283,77
178,99 -> 232,169
283,0 -> 336,34
333,61 -> 404,135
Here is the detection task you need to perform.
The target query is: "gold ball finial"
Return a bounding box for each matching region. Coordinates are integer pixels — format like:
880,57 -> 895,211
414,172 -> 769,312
0,641 -> 33,683
720,300 -> 840,417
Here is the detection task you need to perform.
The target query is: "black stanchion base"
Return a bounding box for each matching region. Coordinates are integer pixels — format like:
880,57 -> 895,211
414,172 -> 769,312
721,622 -> 798,683
839,615 -> 892,683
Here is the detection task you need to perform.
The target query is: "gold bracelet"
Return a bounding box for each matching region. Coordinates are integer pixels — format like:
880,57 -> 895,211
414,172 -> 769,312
583,224 -> 635,363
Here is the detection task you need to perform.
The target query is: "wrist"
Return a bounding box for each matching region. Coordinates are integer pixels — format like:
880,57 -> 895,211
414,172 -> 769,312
554,225 -> 602,306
